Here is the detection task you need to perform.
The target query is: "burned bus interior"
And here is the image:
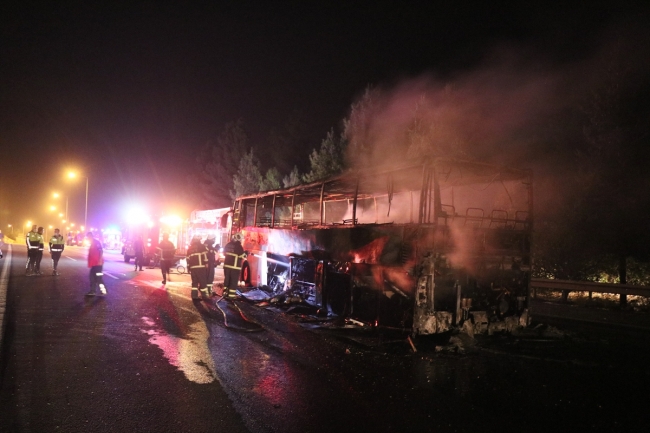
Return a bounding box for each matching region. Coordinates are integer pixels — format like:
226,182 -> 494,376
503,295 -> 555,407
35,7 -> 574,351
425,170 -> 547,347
231,158 -> 532,336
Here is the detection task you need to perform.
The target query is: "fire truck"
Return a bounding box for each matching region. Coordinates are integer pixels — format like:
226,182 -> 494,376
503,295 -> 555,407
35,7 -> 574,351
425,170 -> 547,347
122,215 -> 185,265
121,223 -> 161,265
227,158 -> 533,336
180,208 -> 231,255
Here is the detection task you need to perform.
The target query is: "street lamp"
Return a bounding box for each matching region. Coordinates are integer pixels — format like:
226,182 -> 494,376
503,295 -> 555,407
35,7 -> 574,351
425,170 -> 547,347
7,224 -> 12,235
53,192 -> 69,221
67,172 -> 88,233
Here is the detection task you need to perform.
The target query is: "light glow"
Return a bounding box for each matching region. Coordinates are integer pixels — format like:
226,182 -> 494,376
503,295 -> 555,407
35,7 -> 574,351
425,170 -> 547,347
125,206 -> 152,226
160,215 -> 182,227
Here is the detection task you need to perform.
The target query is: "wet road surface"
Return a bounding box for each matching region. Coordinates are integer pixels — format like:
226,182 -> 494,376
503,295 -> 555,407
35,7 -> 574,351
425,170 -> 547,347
1,243 -> 650,432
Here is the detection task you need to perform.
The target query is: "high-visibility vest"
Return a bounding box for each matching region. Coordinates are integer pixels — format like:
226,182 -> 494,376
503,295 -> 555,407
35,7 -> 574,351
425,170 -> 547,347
50,235 -> 65,252
26,231 -> 42,249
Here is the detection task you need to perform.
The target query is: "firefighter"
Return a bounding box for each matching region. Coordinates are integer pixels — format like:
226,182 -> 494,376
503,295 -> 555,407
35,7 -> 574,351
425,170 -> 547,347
25,224 -> 42,276
203,234 -> 220,296
49,228 -> 65,275
157,232 -> 176,285
187,235 -> 209,299
223,232 -> 245,300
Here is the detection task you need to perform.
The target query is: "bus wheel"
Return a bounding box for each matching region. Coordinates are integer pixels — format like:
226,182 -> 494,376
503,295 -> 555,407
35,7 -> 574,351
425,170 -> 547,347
240,261 -> 251,286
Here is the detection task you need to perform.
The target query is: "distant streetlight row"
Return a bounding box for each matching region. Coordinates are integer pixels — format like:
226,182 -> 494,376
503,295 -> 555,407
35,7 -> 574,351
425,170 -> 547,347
18,170 -> 89,237
67,171 -> 89,232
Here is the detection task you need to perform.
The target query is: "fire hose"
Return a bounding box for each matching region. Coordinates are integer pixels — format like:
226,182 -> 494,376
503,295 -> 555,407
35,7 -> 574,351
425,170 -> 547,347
208,294 -> 265,333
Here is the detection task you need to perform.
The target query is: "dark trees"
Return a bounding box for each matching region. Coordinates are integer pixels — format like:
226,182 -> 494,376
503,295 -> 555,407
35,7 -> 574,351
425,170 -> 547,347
189,119 -> 248,208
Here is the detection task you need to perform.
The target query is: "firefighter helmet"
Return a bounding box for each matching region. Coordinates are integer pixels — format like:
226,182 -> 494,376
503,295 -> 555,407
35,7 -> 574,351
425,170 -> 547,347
232,232 -> 243,242
207,233 -> 216,241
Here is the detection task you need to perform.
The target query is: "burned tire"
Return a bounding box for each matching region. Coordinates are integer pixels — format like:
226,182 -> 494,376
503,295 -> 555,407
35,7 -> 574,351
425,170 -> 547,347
240,261 -> 251,286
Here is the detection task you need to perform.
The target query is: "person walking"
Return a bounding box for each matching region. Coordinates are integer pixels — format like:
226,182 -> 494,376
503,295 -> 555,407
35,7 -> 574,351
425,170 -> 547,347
25,224 -> 42,276
157,232 -> 176,285
187,235 -> 209,299
203,234 -> 220,296
86,231 -> 107,296
223,232 -> 245,300
133,235 -> 145,271
49,228 -> 65,275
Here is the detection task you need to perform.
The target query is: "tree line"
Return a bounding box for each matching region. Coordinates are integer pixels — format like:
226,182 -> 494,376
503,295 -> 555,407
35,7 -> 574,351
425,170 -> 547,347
189,47 -> 650,287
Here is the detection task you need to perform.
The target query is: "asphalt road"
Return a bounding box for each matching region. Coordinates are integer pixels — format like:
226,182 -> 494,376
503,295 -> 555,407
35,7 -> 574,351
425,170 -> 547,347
1,243 -> 650,433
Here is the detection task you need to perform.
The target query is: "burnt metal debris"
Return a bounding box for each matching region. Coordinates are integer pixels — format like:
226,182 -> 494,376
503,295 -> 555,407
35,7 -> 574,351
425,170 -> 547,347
231,158 -> 533,337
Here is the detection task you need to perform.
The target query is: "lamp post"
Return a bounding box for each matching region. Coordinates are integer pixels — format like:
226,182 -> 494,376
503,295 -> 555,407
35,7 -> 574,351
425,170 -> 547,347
53,192 -> 69,221
68,172 -> 88,232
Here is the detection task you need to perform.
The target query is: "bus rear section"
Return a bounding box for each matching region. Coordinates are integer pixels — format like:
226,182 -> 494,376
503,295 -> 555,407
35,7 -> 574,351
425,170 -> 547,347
230,158 -> 532,336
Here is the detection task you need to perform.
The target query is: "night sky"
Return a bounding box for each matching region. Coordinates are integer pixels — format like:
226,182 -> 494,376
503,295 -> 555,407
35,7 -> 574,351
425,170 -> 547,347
1,1 -> 648,233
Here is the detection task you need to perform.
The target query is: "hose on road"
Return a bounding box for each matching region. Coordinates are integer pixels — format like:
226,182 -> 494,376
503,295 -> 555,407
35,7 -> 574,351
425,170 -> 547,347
209,295 -> 265,333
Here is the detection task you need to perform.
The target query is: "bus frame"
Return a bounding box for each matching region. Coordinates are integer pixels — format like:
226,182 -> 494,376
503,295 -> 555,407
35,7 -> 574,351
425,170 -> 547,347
229,158 -> 533,336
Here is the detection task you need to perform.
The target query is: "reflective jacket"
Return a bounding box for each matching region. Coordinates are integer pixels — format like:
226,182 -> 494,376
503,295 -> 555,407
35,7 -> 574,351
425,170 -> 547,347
204,241 -> 220,267
223,240 -> 245,270
187,242 -> 208,269
49,234 -> 65,253
26,231 -> 43,250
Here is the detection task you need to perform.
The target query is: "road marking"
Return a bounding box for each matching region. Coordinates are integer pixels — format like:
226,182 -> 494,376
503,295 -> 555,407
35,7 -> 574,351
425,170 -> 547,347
103,271 -> 119,280
66,256 -> 77,261
0,245 -> 13,354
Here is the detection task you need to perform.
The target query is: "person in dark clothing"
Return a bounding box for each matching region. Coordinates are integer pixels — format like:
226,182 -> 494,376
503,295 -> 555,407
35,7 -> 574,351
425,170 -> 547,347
157,232 -> 176,285
203,234 -> 220,296
223,232 -> 245,300
187,235 -> 209,299
25,224 -> 42,275
133,235 -> 146,271
49,228 -> 65,275
35,226 -> 45,275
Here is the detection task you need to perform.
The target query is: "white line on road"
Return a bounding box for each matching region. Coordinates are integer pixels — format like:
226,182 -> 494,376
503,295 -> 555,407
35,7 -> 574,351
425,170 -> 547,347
66,256 -> 77,261
0,245 -> 13,353
103,271 -> 119,280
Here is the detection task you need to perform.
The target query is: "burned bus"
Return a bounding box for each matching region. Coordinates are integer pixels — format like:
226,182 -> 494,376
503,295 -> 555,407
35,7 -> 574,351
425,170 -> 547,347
230,158 -> 533,335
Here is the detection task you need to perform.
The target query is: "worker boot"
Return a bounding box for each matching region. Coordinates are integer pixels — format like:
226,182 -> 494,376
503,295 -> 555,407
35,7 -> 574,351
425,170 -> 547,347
191,288 -> 199,300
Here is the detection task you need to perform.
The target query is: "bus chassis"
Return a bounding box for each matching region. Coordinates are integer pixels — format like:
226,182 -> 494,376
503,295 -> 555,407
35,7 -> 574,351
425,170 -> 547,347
230,158 -> 533,336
